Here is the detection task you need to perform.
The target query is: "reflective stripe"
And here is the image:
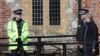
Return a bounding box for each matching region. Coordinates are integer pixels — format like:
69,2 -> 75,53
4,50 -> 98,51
22,30 -> 28,33
9,35 -> 17,42
7,29 -> 16,32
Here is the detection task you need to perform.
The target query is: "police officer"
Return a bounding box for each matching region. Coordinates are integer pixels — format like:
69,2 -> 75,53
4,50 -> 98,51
77,9 -> 99,56
7,8 -> 29,56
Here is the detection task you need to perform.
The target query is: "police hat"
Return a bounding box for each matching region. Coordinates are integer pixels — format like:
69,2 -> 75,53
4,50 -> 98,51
13,9 -> 22,15
79,9 -> 89,15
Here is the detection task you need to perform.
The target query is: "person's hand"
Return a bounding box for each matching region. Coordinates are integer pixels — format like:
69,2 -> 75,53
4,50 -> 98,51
92,48 -> 96,53
16,38 -> 22,43
79,44 -> 83,48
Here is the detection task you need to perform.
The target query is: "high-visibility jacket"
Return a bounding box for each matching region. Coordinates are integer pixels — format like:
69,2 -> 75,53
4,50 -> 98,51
7,19 -> 29,50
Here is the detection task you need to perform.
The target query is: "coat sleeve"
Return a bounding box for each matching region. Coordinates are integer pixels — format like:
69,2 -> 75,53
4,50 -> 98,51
76,22 -> 84,44
20,22 -> 29,42
92,23 -> 98,49
7,21 -> 17,42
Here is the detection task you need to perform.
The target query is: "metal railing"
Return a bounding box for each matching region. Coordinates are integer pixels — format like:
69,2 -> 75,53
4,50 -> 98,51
0,35 -> 100,56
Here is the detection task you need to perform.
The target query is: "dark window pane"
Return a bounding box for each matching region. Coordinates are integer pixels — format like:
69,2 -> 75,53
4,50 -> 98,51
49,0 -> 60,25
32,0 -> 43,25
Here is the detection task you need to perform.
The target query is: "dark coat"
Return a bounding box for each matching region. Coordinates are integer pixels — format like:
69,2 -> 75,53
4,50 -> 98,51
77,20 -> 99,56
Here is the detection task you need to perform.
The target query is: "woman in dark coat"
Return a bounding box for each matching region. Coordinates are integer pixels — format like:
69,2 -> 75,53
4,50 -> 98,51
77,9 -> 99,56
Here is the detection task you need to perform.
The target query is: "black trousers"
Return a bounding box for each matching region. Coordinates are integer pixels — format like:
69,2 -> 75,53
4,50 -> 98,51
77,44 -> 94,56
9,50 -> 26,56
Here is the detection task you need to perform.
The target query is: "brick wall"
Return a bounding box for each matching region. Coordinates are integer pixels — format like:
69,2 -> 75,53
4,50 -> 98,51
0,0 -> 11,50
0,0 -> 11,39
73,0 -> 100,34
84,0 -> 100,34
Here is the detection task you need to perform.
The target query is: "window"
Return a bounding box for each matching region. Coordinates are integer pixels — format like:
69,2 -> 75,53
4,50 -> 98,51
49,0 -> 60,25
32,0 -> 43,25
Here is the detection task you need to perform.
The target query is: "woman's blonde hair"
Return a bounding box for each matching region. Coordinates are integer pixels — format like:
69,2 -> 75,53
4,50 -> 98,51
85,13 -> 94,21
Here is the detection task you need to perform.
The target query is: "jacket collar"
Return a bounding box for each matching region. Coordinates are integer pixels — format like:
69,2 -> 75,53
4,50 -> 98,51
13,17 -> 24,23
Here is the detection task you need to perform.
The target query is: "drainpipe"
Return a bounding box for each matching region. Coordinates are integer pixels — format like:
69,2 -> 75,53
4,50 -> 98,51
78,0 -> 82,21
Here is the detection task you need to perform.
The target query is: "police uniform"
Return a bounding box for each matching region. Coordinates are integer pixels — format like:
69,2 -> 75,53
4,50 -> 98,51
7,9 -> 29,56
77,9 -> 99,56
